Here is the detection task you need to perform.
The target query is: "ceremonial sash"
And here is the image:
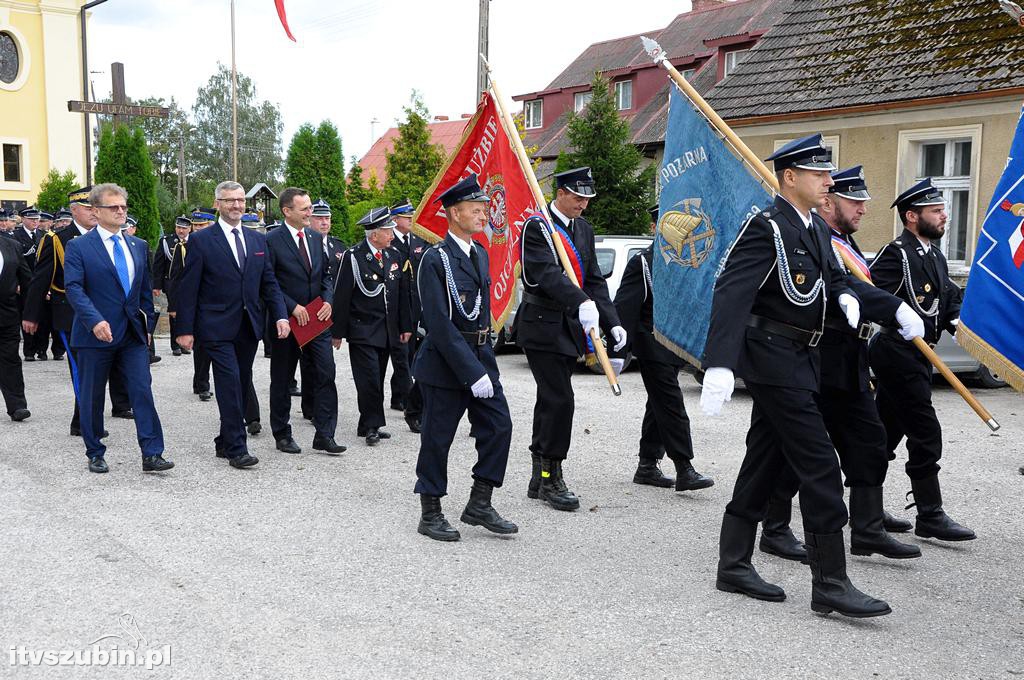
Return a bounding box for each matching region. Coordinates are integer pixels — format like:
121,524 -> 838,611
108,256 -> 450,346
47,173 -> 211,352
47,232 -> 67,293
831,230 -> 870,281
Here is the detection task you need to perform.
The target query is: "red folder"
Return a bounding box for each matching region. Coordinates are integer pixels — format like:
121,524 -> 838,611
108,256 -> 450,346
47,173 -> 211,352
289,296 -> 333,348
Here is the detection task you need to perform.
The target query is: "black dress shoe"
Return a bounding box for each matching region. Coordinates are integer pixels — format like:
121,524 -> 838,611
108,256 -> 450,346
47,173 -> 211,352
181,349 -> 191,355
198,391 -> 212,402
364,430 -> 380,446
53,354 -> 65,361
172,348 -> 182,356
37,353 -> 47,361
405,415 -> 421,433
276,437 -> 302,454
390,400 -> 405,412
674,459 -> 715,491
633,459 -> 674,488
376,429 -> 391,440
143,455 -> 174,472
88,458 -> 109,473
288,386 -> 301,397
70,426 -> 109,438
24,355 -> 34,362
112,409 -> 134,419
229,454 -> 259,468
247,421 -> 262,435
10,408 -> 30,422
149,354 -> 162,364
312,436 -> 346,454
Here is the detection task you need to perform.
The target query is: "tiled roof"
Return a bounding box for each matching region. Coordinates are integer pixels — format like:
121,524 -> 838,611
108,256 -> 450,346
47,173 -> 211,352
706,0 -> 1024,119
357,118 -> 470,186
544,0 -> 790,91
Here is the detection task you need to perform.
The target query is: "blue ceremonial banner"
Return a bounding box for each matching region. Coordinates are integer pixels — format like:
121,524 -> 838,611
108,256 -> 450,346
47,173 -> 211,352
958,105 -> 1024,392
651,86 -> 771,367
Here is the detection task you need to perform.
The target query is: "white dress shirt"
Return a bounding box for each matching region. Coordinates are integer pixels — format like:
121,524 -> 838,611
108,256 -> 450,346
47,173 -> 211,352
550,202 -> 573,229
450,233 -> 473,257
219,218 -> 247,266
778,195 -> 812,229
72,222 -> 89,236
97,226 -> 135,288
285,222 -> 312,264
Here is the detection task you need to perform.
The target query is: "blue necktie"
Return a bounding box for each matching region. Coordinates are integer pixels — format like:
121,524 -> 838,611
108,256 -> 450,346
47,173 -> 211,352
110,234 -> 131,297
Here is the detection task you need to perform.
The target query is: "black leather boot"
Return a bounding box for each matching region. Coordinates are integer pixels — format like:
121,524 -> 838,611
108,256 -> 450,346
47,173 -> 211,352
538,458 -> 580,511
883,510 -> 913,534
849,486 -> 921,559
805,531 -> 892,618
461,479 -> 518,534
633,458 -> 674,488
673,457 -> 714,491
909,475 -> 976,541
417,495 -> 460,542
759,496 -> 808,563
527,453 -> 541,499
716,513 -> 786,602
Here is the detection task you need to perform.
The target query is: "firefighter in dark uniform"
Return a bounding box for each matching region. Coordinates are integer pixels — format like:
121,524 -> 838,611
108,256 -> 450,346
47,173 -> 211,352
22,186 -> 133,435
868,178 -> 975,541
611,206 -> 714,492
412,174 -> 516,542
154,215 -> 189,355
758,167 -> 925,564
331,207 -> 413,446
514,167 -> 627,511
701,134 -> 891,618
389,197 -> 429,433
13,207 -> 43,361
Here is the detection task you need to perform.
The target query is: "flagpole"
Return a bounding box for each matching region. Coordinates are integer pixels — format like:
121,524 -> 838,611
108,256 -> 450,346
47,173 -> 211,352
481,54 -> 621,396
231,0 -> 239,182
641,36 -> 997,430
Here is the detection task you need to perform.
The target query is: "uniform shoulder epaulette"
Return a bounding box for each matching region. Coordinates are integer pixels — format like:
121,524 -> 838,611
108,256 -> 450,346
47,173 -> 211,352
432,242 -> 442,250
761,211 -> 771,218
894,240 -> 902,245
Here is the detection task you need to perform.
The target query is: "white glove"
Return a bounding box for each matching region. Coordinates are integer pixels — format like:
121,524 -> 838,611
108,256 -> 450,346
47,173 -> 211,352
470,374 -> 494,399
609,358 -> 625,376
610,326 -> 627,352
700,367 -> 734,417
838,293 -> 860,329
895,302 -> 925,341
950,318 -> 959,327
578,300 -> 599,335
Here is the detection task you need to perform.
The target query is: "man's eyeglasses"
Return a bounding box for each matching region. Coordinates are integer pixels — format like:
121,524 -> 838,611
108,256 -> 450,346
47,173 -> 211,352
95,204 -> 128,212
217,198 -> 246,205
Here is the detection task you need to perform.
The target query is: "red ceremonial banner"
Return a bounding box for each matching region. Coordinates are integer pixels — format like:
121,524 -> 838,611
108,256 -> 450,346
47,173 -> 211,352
412,92 -> 540,330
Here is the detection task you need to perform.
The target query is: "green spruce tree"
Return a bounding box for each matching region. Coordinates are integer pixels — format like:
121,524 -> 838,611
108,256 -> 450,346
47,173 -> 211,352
383,91 -> 444,205
564,74 -> 655,235
95,125 -> 162,243
35,169 -> 79,213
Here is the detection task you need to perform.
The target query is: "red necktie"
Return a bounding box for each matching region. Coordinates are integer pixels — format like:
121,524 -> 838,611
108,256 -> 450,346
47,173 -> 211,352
296,231 -> 311,272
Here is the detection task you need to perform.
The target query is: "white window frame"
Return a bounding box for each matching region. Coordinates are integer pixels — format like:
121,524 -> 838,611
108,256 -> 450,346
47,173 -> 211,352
772,135 -> 841,169
523,99 -> 542,130
0,137 -> 29,191
574,91 -> 593,113
680,68 -> 695,81
723,48 -> 751,78
895,124 -> 982,272
614,80 -> 633,111
0,23 -> 32,92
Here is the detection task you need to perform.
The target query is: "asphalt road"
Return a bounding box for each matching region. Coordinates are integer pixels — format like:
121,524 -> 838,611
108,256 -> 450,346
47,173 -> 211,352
1,344 -> 1021,679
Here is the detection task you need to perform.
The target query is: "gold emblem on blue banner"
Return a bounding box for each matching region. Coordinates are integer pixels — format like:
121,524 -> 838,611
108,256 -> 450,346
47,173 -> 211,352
658,198 -> 716,269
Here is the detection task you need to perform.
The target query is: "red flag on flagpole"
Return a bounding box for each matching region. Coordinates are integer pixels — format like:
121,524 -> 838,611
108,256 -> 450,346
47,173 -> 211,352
412,92 -> 538,330
275,0 -> 296,41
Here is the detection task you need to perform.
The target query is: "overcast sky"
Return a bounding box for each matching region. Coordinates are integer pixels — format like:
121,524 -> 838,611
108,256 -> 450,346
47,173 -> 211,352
89,1 -> 686,169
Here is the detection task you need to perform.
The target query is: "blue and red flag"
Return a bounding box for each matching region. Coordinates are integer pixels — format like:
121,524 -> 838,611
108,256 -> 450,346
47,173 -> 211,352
958,105 -> 1024,391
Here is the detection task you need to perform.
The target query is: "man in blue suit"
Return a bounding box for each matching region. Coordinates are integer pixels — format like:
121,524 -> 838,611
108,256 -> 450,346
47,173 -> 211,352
63,184 -> 172,474
174,181 -> 290,469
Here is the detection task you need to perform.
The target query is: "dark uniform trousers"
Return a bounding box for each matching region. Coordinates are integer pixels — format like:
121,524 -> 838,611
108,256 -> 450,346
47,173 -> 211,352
525,350 -> 578,461
404,337 -> 423,419
705,198 -> 855,536
637,359 -> 694,461
388,337 -> 412,406
0,323 -> 27,414
350,341 -> 390,432
270,330 -> 336,440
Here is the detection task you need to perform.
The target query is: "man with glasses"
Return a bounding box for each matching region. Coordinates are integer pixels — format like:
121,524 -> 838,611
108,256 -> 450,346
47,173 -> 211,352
63,183 -> 172,474
174,182 -> 289,469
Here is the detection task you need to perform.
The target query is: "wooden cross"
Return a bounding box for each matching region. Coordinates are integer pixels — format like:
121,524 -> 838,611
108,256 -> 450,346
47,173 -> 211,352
67,62 -> 169,127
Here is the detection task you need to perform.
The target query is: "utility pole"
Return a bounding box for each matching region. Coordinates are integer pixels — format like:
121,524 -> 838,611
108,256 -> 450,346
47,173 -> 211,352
230,0 -> 239,182
79,0 -> 111,185
476,0 -> 490,102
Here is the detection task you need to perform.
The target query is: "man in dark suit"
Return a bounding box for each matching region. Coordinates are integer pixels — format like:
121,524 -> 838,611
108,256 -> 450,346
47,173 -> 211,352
153,215 -> 189,355
332,207 -> 412,446
12,207 -> 42,361
174,181 -> 289,469
700,134 -> 889,618
868,178 -> 974,542
22,187 -> 133,436
266,188 -> 343,455
63,184 -> 172,474
513,167 -> 627,511
389,197 -> 429,432
0,233 -> 31,421
611,211 -> 713,493
412,175 -> 516,542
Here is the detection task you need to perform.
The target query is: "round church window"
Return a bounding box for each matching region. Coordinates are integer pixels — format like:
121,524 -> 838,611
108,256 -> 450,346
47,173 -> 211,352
0,32 -> 19,84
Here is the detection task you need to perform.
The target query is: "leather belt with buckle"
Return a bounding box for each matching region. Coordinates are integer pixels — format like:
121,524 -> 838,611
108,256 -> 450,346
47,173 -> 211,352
460,329 -> 492,346
823,317 -> 873,340
748,314 -> 823,347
